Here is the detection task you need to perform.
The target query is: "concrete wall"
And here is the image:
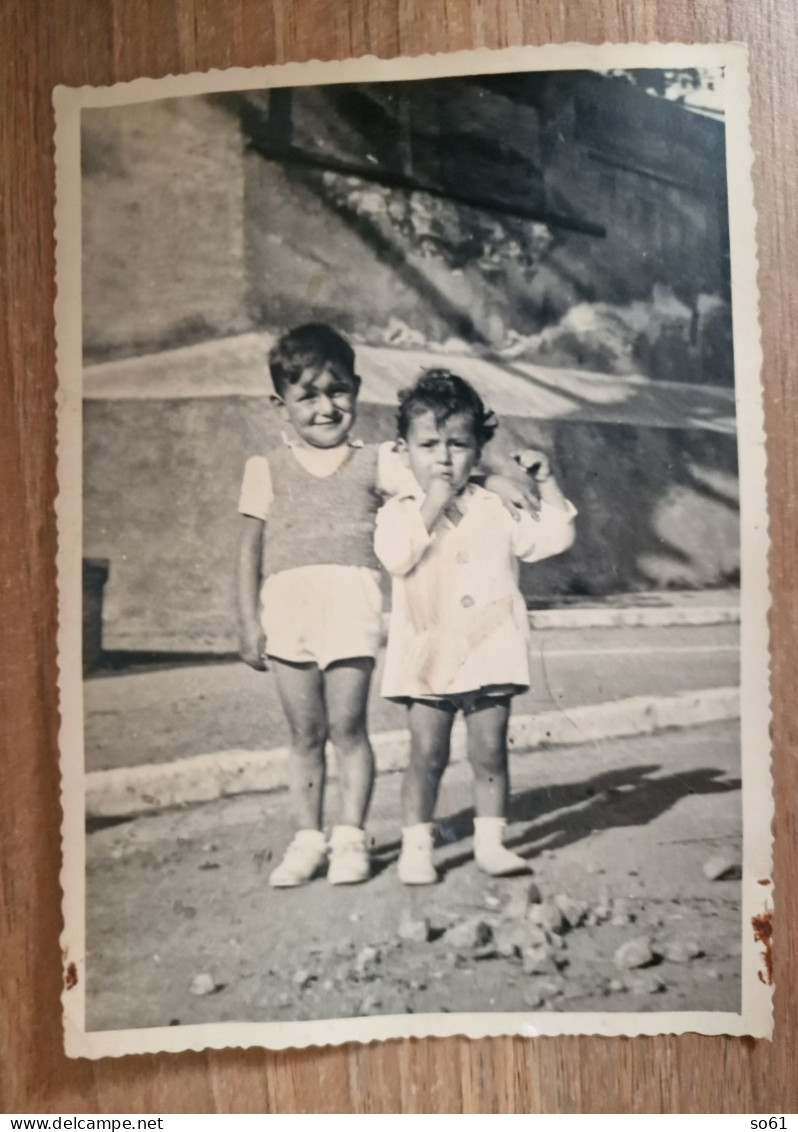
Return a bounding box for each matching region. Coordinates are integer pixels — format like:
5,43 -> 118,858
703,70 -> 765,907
538,73 -> 730,309
84,395 -> 738,653
242,154 -> 458,343
79,79 -> 738,652
239,76 -> 732,382
81,77 -> 732,384
82,97 -> 250,359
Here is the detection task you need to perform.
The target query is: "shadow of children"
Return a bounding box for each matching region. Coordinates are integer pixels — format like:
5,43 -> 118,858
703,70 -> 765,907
432,762 -> 740,876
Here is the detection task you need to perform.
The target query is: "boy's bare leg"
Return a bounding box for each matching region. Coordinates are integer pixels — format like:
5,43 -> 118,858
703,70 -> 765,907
324,657 -> 375,828
403,701 -> 455,825
271,658 -> 328,830
465,696 -> 512,817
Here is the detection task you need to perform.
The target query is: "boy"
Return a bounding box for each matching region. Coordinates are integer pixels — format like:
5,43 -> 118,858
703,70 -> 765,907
237,324 -> 400,887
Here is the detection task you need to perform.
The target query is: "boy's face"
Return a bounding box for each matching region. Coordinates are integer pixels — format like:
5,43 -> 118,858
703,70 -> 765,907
275,363 -> 359,449
402,409 -> 480,495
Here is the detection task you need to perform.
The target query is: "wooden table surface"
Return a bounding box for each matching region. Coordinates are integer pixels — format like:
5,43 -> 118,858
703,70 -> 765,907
2,0 -> 796,1114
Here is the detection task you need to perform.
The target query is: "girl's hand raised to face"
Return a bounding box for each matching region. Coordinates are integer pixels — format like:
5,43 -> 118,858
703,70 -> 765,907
420,473 -> 458,532
426,472 -> 458,505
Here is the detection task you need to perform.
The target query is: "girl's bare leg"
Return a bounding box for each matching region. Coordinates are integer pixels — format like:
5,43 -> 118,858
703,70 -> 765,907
466,696 -> 528,875
465,696 -> 512,817
402,700 -> 455,825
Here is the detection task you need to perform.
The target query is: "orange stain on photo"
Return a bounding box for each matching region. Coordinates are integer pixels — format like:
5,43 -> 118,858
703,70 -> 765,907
751,911 -> 773,985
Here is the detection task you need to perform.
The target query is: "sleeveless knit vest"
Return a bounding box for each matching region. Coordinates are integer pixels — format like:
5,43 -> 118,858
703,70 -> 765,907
263,445 -> 381,576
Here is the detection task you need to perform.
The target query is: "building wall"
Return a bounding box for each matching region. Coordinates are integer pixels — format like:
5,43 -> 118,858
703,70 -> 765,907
240,76 -> 732,382
540,73 -> 730,307
84,393 -> 738,654
81,97 -> 250,360
81,77 -> 732,384
242,154 -> 459,342
79,80 -> 738,651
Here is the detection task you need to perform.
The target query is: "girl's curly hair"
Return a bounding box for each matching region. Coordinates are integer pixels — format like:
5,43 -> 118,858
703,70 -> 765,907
397,369 -> 498,451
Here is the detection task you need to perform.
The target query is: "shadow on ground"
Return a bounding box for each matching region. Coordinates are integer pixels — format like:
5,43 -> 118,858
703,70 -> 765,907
371,762 -> 740,876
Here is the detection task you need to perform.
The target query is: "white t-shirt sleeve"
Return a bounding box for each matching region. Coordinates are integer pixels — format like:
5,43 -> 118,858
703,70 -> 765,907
237,456 -> 274,520
511,499 -> 577,562
376,441 -> 417,498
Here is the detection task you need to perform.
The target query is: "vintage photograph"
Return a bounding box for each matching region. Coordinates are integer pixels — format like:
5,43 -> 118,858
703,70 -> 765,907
54,44 -> 771,1055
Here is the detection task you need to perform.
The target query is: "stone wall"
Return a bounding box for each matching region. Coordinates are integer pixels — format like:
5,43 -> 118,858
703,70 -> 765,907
241,153 -> 457,342
79,77 -> 739,651
82,97 -> 249,360
84,392 -> 738,654
81,75 -> 732,384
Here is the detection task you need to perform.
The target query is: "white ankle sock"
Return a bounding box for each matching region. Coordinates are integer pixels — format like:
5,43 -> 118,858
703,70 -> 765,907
473,817 -> 529,876
402,822 -> 435,847
473,816 -> 507,843
330,824 -> 365,848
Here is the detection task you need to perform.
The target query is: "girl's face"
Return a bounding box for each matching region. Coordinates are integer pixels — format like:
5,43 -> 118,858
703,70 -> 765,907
276,363 -> 359,449
402,409 -> 481,494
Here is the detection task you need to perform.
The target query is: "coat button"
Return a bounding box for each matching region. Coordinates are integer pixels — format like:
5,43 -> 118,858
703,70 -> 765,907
456,550 -> 469,564
460,594 -> 475,608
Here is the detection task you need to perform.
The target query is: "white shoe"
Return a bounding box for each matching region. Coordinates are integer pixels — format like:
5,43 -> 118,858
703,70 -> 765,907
397,823 -> 438,885
473,817 -> 530,877
328,825 -> 370,885
269,829 -> 327,888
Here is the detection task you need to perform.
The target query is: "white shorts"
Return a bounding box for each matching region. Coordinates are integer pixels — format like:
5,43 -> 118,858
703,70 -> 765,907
260,565 -> 384,669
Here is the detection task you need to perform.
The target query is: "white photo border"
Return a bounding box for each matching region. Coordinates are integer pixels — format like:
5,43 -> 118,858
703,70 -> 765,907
54,41 -> 773,1058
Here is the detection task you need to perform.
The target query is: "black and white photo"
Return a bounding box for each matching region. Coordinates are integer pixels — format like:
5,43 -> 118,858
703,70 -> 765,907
54,43 -> 772,1056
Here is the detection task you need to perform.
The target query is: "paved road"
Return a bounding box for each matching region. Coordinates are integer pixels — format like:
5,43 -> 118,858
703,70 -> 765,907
84,622 -> 739,771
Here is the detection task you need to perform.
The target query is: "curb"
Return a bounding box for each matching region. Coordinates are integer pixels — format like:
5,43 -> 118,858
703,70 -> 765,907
86,685 -> 740,820
527,606 -> 739,630
101,601 -> 740,655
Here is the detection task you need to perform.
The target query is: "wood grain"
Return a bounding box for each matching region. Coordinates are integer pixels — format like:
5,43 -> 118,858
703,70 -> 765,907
2,0 -> 796,1113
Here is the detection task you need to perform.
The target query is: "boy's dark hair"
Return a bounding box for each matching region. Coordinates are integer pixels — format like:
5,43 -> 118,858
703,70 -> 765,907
268,323 -> 358,398
397,369 -> 498,450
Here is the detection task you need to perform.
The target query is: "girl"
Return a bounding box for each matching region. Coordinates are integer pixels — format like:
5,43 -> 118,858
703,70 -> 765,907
374,370 -> 577,884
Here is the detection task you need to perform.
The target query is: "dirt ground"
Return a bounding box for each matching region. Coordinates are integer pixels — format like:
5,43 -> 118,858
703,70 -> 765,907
85,721 -> 742,1031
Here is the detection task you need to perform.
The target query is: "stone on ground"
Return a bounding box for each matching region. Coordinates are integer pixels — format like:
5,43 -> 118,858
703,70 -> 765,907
359,994 -> 383,1016
189,972 -> 219,996
535,977 -> 566,998
661,939 -> 704,963
521,943 -> 562,976
702,853 -> 742,881
554,894 -> 590,929
494,920 -> 535,958
443,918 -> 493,951
587,904 -> 612,926
625,972 -> 667,995
355,946 -> 381,978
523,989 -> 546,1010
614,936 -> 657,970
610,897 -> 636,925
504,880 -> 542,919
527,901 -> 566,935
398,910 -> 431,944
